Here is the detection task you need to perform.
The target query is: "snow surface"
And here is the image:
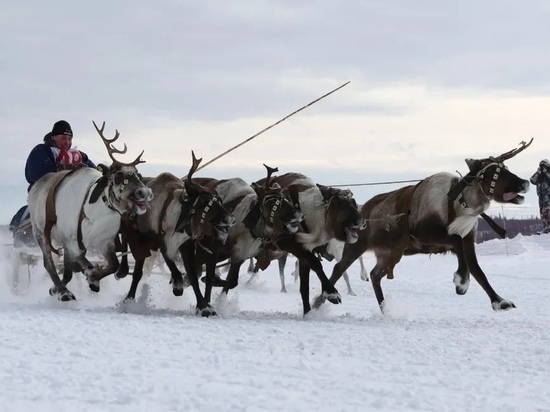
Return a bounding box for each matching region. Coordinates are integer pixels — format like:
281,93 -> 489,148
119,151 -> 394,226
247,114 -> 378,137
1,229 -> 549,412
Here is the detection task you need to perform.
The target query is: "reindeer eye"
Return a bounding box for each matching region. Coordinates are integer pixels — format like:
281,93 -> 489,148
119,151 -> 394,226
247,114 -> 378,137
114,172 -> 124,185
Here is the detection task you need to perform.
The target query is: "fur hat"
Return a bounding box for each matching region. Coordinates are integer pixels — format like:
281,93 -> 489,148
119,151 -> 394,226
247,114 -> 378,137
540,159 -> 550,168
51,120 -> 73,137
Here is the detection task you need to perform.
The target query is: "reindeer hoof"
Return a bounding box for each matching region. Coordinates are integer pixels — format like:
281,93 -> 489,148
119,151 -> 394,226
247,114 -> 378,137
492,299 -> 516,311
49,286 -> 75,301
87,278 -> 100,293
280,288 -> 287,293
114,272 -> 127,280
348,290 -> 357,297
453,272 -> 470,295
196,306 -> 217,317
379,301 -> 386,314
322,290 -> 341,305
122,296 -> 135,304
201,275 -> 226,287
59,290 -> 76,301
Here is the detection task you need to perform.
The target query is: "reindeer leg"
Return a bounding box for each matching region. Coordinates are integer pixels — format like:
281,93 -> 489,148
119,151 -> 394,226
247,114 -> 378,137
203,250 -> 219,304
450,235 -> 470,295
343,271 -> 356,296
36,237 -> 75,301
124,259 -> 145,302
278,238 -> 341,310
114,232 -> 129,280
180,243 -> 215,317
161,249 -> 184,297
246,259 -> 260,285
370,261 -> 387,313
313,242 -> 363,309
222,262 -> 242,294
298,259 -> 311,315
461,234 -> 515,311
61,252 -> 73,287
246,257 -> 255,273
85,247 -> 120,293
359,255 -> 369,281
278,253 -> 288,293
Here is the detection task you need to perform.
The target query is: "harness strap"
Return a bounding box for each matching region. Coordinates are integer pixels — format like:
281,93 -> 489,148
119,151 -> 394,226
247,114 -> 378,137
44,169 -> 80,255
158,191 -> 176,236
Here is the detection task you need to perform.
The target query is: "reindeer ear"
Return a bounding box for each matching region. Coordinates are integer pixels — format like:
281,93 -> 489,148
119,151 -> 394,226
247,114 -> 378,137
465,158 -> 482,172
316,184 -> 333,201
251,182 -> 266,197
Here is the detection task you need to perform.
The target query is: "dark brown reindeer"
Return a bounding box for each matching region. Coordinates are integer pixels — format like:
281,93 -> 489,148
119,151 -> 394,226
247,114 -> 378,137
316,139 -> 533,313
188,165 -> 303,306
254,172 -> 364,315
28,121 -> 153,300
123,152 -> 235,316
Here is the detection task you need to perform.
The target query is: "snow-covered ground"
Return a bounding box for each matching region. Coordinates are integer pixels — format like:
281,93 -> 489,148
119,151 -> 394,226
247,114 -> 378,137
0,230 -> 549,412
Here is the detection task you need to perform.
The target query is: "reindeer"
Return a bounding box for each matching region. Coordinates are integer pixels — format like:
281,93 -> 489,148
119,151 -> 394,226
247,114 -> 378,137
253,173 -> 364,315
316,139 -> 533,312
188,165 -> 303,305
27,121 -> 153,301
122,152 -> 235,317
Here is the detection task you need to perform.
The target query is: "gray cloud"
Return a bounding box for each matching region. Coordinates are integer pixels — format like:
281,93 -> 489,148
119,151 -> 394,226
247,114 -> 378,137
2,0 -> 549,128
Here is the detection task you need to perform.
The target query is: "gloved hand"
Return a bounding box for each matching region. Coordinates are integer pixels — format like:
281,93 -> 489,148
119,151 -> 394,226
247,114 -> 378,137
96,163 -> 110,174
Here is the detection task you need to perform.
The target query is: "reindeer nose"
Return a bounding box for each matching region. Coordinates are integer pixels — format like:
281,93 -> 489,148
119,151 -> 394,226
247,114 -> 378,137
135,187 -> 153,201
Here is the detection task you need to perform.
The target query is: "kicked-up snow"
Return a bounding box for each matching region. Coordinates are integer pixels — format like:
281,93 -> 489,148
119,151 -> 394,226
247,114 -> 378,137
0,231 -> 549,411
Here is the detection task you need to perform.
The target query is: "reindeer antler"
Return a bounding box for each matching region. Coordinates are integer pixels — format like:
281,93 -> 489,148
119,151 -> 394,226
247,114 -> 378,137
187,150 -> 203,180
263,164 -> 279,189
92,120 -> 146,167
491,138 -> 534,163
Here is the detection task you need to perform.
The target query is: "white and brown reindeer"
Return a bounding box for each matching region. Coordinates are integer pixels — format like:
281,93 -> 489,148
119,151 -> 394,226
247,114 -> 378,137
317,139 -> 533,312
122,152 -> 235,317
254,172 -> 365,315
27,121 -> 153,301
188,165 -> 303,304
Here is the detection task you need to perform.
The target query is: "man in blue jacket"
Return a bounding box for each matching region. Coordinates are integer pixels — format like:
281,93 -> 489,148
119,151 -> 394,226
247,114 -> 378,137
10,120 -> 96,246
25,120 -> 96,190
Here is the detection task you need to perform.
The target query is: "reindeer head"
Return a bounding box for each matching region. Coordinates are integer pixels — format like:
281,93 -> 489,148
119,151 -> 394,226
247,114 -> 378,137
93,121 -> 153,215
317,184 -> 364,243
465,138 -> 533,205
251,165 -> 303,236
179,151 -> 235,243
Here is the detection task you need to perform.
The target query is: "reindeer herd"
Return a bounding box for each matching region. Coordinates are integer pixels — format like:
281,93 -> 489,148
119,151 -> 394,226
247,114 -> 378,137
26,121 -> 534,318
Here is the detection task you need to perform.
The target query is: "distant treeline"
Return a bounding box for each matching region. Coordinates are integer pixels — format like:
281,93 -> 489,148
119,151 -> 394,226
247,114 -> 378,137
477,216 -> 542,242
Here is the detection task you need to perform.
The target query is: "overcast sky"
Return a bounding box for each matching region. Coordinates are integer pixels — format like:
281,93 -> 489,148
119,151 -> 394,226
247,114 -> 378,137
1,0 -> 549,223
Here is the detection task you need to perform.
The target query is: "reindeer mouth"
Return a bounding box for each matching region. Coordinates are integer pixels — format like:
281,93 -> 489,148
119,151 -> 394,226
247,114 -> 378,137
345,225 -> 360,243
131,197 -> 151,214
214,219 -> 235,244
503,192 -> 525,204
285,218 -> 302,234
